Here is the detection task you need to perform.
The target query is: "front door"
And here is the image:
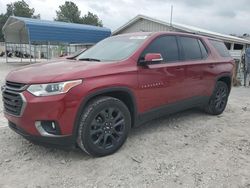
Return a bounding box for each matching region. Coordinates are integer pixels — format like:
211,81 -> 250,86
137,35 -> 186,113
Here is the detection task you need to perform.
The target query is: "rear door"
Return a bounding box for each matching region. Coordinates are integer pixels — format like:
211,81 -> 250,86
137,35 -> 186,112
177,36 -> 209,98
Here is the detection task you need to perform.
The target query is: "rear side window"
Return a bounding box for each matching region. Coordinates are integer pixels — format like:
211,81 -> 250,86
179,36 -> 203,60
141,36 -> 179,62
198,40 -> 208,58
209,40 -> 230,57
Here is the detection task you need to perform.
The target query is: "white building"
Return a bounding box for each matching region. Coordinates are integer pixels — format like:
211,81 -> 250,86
113,15 -> 250,60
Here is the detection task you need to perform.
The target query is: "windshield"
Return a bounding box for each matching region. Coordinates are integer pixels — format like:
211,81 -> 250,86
66,48 -> 86,59
76,35 -> 149,62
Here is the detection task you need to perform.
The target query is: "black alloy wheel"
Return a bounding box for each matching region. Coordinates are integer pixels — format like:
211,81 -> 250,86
77,97 -> 131,157
90,107 -> 126,149
205,81 -> 229,115
214,86 -> 228,112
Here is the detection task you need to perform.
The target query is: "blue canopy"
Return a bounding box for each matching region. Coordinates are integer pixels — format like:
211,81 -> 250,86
2,16 -> 111,44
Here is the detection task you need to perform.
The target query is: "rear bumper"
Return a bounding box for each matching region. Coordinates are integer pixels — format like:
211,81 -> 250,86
9,121 -> 75,148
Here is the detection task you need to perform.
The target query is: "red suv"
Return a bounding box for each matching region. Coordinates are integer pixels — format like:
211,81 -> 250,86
2,32 -> 234,156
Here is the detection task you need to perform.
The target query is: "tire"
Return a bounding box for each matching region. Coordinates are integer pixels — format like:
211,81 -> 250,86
77,96 -> 131,157
205,81 -> 229,115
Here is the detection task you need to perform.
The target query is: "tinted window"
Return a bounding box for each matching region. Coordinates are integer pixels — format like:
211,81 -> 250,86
198,40 -> 208,58
141,36 -> 179,62
179,37 -> 202,60
210,40 -> 231,57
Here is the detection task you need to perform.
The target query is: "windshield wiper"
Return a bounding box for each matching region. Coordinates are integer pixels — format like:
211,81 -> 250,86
78,58 -> 100,62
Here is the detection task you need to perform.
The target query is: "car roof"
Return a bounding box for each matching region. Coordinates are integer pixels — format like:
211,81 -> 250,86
114,31 -> 223,42
150,31 -> 209,39
112,32 -> 225,45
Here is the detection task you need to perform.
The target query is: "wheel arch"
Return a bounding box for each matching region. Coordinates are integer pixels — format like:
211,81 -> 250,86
216,73 -> 232,93
72,87 -> 138,139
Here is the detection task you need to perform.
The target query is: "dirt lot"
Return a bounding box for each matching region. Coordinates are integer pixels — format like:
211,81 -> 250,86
0,62 -> 250,188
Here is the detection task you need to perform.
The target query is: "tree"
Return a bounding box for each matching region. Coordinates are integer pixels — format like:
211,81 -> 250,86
55,1 -> 82,23
82,12 -> 103,27
0,0 -> 39,41
6,0 -> 40,18
55,1 -> 103,27
0,14 -> 8,42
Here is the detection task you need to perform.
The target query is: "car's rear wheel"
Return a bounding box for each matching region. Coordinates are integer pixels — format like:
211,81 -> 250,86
77,96 -> 131,157
205,81 -> 229,115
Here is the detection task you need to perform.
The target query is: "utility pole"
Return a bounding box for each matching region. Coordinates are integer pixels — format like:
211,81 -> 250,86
170,5 -> 173,30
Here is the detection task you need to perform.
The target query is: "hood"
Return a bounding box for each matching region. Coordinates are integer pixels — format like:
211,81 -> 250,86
6,60 -> 118,84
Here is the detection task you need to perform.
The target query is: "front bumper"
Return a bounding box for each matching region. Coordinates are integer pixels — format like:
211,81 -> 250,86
4,88 -> 84,145
8,121 -> 75,148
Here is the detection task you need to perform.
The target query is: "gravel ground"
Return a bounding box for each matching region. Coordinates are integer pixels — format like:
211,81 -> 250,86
0,62 -> 250,188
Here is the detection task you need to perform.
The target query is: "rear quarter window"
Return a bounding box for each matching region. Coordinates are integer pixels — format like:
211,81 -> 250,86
209,40 -> 231,57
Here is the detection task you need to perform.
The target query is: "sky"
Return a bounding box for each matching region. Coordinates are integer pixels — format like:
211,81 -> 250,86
0,0 -> 250,35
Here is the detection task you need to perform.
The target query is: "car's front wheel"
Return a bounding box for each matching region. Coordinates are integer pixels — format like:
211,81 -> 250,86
77,96 -> 131,157
205,81 -> 229,115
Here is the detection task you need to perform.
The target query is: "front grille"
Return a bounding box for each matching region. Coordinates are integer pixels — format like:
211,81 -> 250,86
6,81 -> 26,91
2,81 -> 27,116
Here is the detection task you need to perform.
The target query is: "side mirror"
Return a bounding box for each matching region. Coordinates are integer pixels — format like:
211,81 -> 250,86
139,53 -> 163,66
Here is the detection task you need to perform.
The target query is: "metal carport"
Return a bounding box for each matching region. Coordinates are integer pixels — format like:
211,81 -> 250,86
2,16 -> 111,62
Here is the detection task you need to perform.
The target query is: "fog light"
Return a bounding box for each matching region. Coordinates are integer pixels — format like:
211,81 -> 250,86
35,120 -> 61,137
52,122 -> 56,129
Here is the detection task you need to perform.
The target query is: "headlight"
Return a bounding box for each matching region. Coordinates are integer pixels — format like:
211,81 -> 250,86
27,80 -> 82,96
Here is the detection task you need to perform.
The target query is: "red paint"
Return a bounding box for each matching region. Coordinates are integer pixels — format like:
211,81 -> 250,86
144,53 -> 163,62
4,32 -> 235,137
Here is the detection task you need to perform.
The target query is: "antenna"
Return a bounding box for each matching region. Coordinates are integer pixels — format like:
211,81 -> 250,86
170,5 -> 173,29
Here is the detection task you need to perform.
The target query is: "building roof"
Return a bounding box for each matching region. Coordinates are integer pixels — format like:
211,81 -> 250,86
113,14 -> 250,45
2,16 -> 111,44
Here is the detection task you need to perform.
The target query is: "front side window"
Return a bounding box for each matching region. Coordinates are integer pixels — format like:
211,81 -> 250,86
77,35 -> 149,62
141,35 -> 179,63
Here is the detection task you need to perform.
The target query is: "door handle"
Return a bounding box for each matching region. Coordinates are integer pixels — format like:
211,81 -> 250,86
175,67 -> 184,70
208,64 -> 215,68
